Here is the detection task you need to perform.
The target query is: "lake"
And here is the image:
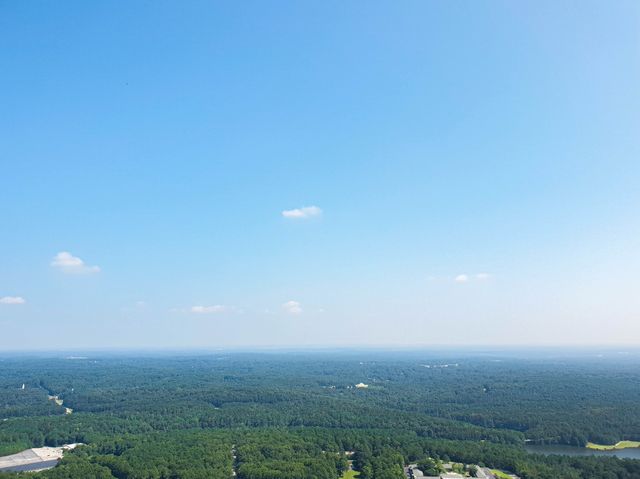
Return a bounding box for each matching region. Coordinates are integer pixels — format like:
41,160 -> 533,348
525,444 -> 640,460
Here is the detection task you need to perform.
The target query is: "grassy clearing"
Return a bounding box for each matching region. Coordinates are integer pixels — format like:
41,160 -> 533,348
491,470 -> 512,479
341,470 -> 360,479
586,440 -> 640,450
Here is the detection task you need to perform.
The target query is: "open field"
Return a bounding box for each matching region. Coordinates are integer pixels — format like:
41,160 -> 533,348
0,447 -> 64,472
341,470 -> 360,479
491,470 -> 512,479
587,441 -> 640,451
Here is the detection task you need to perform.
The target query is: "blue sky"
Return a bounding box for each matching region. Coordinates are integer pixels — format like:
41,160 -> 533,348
1,1 -> 639,349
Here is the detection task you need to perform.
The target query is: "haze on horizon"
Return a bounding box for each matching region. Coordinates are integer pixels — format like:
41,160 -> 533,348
1,1 -> 639,350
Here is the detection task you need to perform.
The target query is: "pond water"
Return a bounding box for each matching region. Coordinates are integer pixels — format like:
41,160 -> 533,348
525,444 -> 640,460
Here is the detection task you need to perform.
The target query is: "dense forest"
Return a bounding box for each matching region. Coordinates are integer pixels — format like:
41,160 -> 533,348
1,351 -> 639,478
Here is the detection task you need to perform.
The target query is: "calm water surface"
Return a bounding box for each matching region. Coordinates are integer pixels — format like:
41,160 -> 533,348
525,444 -> 640,460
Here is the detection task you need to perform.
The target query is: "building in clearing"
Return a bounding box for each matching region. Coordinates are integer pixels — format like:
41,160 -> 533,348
355,382 -> 368,388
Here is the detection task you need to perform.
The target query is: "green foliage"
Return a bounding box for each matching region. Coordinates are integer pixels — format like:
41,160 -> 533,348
416,457 -> 441,475
1,353 -> 640,478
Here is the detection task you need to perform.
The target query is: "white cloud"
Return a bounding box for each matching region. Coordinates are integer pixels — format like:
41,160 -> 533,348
190,305 -> 228,314
282,300 -> 303,315
454,273 -> 492,283
121,301 -> 149,314
282,206 -> 322,219
0,296 -> 26,305
51,252 -> 100,274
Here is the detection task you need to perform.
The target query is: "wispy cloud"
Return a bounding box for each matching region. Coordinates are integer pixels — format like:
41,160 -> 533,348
0,296 -> 26,305
454,273 -> 492,283
190,305 -> 229,314
282,300 -> 303,315
121,300 -> 148,314
282,206 -> 322,219
51,252 -> 100,274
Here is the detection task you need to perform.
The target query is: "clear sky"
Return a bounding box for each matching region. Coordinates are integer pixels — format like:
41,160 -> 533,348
1,1 -> 639,350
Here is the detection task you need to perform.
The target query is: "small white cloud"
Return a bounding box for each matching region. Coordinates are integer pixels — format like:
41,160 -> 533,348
0,296 -> 26,305
455,274 -> 469,283
121,301 -> 149,313
476,273 -> 491,280
51,252 -> 100,274
282,300 -> 303,315
282,206 -> 322,219
190,305 -> 228,314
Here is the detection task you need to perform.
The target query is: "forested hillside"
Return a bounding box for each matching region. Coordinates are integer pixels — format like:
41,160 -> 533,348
1,351 -> 639,478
